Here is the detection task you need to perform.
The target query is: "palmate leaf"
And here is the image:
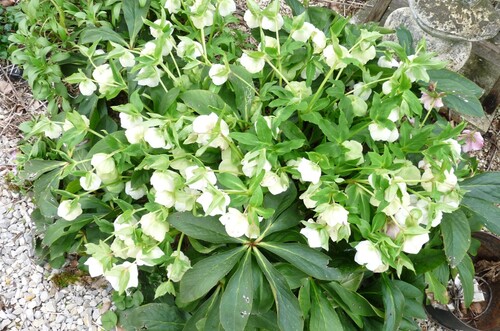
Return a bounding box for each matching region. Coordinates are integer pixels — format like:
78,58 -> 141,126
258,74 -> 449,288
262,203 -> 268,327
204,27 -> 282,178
178,246 -> 246,304
219,250 -> 253,331
461,198 -> 500,235
254,248 -> 304,331
440,210 -> 471,267
259,242 -> 345,281
461,172 -> 500,203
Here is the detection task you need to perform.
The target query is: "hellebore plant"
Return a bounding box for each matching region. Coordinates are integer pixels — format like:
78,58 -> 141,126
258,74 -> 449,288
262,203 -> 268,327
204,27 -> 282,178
11,0 -> 500,330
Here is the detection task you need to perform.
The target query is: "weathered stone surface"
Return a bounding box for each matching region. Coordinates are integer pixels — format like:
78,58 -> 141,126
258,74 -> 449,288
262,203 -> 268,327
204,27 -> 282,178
409,0 -> 500,41
384,7 -> 472,71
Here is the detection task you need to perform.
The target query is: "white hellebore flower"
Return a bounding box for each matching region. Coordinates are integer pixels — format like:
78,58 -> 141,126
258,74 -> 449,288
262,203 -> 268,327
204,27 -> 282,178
290,158 -> 322,184
316,204 -> 349,227
150,19 -> 173,39
241,150 -> 272,178
137,67 -> 161,87
165,0 -> 181,13
151,170 -> 180,192
125,124 -> 146,144
139,212 -> 169,242
125,181 -> 147,200
135,246 -> 165,266
240,52 -> 266,74
92,64 -> 114,93
144,127 -> 167,149
300,224 -> 323,249
218,0 -> 236,16
85,257 -> 105,277
368,122 -> 399,142
197,189 -> 230,216
91,153 -> 119,184
119,50 -> 135,68
79,79 -> 97,96
191,112 -> 230,149
105,262 -> 138,293
354,241 -> 388,273
190,3 -> 215,29
209,64 -> 230,85
57,200 -> 83,221
402,233 -> 429,254
261,14 -> 284,32
261,171 -> 289,195
311,28 -> 327,53
119,113 -> 143,130
342,140 -> 364,164
323,44 -> 350,69
167,251 -> 191,282
44,122 -> 62,139
184,165 -> 217,191
177,38 -> 203,59
219,208 -> 249,238
299,182 -> 322,209
291,22 -> 315,42
258,36 -> 278,51
243,9 -> 260,28
80,172 -> 101,191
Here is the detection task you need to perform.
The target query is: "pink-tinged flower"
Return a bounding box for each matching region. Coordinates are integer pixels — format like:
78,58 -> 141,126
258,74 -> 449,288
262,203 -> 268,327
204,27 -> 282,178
460,130 -> 484,153
420,91 -> 444,111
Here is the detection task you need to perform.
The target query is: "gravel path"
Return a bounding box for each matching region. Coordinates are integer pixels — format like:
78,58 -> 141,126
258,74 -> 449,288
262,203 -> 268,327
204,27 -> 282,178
0,105 -> 113,330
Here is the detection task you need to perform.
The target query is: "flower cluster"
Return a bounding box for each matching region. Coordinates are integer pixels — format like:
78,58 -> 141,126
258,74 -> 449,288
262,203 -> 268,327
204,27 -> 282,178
24,0 -> 486,298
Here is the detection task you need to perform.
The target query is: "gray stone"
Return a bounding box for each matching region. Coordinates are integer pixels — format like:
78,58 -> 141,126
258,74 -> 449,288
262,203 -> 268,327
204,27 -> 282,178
384,7 -> 472,71
409,0 -> 500,41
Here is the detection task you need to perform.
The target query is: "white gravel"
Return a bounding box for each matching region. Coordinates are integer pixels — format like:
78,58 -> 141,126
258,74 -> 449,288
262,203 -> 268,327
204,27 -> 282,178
0,106 -> 113,331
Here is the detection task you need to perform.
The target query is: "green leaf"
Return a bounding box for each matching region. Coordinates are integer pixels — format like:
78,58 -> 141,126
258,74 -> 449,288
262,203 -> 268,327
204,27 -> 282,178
284,0 -> 305,15
410,248 -> 447,274
182,290 -> 220,331
101,311 -> 118,330
19,159 -> 67,181
168,212 -> 243,244
118,303 -> 188,331
456,254 -> 475,308
228,65 -> 255,119
219,250 -> 253,331
122,0 -> 151,47
310,281 -> 343,331
178,247 -> 246,304
428,69 -> 483,98
425,270 -> 449,304
79,27 -> 128,46
442,94 -> 484,117
216,173 -> 247,191
33,169 -> 60,218
326,282 -> 377,317
180,90 -> 230,115
259,242 -> 345,281
461,172 -> 500,203
440,210 -> 471,267
381,275 -> 404,331
155,281 -> 175,299
461,198 -> 500,235
392,280 -> 426,320
396,27 -> 414,55
254,248 -> 304,331
42,216 -> 93,246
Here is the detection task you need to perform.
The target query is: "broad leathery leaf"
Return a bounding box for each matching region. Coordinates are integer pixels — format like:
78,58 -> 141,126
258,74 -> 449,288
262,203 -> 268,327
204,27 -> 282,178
392,280 -> 426,320
118,303 -> 188,331
19,159 -> 67,181
259,242 -> 345,281
79,27 -> 128,46
122,0 -> 150,46
428,69 -> 483,98
182,289 -> 220,331
168,212 -> 243,244
461,198 -> 500,235
42,216 -> 93,246
456,254 -> 475,308
254,248 -> 304,331
310,281 -> 343,331
461,172 -> 500,203
381,275 -> 405,331
228,65 -> 255,120
410,248 -> 447,274
220,250 -> 253,331
87,131 -> 127,157
178,247 -> 245,304
33,169 -> 60,218
443,94 -> 484,117
284,0 -> 305,15
326,282 -> 378,317
440,210 -> 471,267
180,90 -> 230,115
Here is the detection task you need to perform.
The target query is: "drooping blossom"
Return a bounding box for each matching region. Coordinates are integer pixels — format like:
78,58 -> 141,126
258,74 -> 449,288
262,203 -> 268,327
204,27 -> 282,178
460,129 -> 484,153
